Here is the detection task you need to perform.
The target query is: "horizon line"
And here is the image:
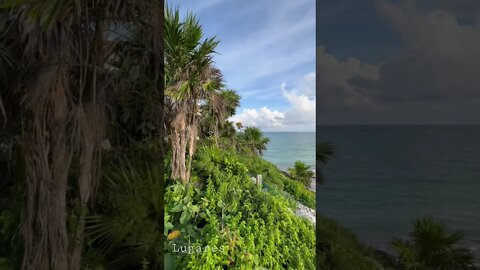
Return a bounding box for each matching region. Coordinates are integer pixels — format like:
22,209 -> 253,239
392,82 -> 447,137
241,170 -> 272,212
316,124 -> 480,126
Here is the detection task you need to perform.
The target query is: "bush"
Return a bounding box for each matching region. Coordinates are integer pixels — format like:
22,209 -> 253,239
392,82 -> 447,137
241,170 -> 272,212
164,145 -> 316,269
0,185 -> 23,270
83,157 -> 164,270
316,216 -> 385,270
283,177 -> 316,209
288,161 -> 314,188
391,216 -> 476,270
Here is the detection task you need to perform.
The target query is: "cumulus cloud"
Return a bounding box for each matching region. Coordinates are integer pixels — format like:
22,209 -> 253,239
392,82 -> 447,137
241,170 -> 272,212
231,73 -> 316,131
372,0 -> 480,104
232,107 -> 284,128
298,72 -> 316,97
317,46 -> 380,111
282,83 -> 316,125
318,0 -> 480,124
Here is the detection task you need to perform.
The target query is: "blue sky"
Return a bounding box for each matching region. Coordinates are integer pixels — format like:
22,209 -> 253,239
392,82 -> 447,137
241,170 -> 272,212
170,0 -> 316,131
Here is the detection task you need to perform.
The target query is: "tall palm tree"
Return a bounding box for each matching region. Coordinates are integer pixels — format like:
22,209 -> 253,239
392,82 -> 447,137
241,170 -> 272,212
1,1 -> 164,269
165,8 -> 223,183
391,216 -> 476,270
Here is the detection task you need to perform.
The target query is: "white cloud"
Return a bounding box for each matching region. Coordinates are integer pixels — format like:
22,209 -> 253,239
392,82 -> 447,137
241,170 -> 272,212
282,83 -> 316,125
304,72 -> 316,82
231,73 -> 316,131
232,107 -> 284,128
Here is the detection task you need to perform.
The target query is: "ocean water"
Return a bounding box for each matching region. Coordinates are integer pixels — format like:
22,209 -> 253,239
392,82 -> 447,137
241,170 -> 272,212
263,132 -> 315,171
317,125 -> 480,258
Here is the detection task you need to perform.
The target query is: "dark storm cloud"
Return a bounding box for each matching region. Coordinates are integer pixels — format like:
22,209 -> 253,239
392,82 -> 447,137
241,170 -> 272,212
318,0 -> 480,124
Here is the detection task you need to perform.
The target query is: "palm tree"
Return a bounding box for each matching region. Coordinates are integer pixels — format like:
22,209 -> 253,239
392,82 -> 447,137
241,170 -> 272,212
237,127 -> 270,155
1,1 -> 164,269
85,158 -> 164,269
391,216 -> 476,270
165,8 -> 223,183
235,122 -> 244,130
199,89 -> 240,141
316,142 -> 335,184
288,161 -> 315,187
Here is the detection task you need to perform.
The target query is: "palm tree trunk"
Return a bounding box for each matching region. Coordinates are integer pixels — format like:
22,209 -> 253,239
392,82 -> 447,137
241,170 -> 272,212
213,118 -> 219,146
69,103 -> 105,270
69,18 -> 107,268
186,120 -> 198,181
22,65 -> 72,270
170,109 -> 188,183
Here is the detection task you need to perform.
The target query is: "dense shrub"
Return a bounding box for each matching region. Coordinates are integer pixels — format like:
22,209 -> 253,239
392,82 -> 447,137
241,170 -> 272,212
227,148 -> 316,209
316,216 -> 386,270
391,216 -> 476,270
0,185 -> 23,270
83,158 -> 164,270
164,145 -> 316,269
282,177 -> 316,209
288,161 -> 315,188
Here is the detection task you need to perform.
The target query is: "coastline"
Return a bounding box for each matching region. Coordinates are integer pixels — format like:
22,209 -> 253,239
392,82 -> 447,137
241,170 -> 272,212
276,169 -> 316,223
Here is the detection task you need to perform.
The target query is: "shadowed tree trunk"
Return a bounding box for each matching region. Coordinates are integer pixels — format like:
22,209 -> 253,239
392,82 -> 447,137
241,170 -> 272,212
22,65 -> 72,270
2,1 -> 163,268
69,103 -> 106,269
68,17 -> 108,268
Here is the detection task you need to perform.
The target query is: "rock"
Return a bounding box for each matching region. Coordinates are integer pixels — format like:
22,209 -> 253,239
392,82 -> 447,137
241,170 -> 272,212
296,202 -> 316,224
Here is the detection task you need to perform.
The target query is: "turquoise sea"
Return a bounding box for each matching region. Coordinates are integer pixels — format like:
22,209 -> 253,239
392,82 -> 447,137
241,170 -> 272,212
317,125 -> 480,259
263,132 -> 315,171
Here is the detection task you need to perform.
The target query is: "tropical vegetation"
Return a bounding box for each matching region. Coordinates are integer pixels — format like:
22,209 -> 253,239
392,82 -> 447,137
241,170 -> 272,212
1,1 -> 477,270
0,0 -> 165,269
288,160 -> 315,188
0,2 -> 316,268
390,217 -> 476,270
316,142 -> 335,184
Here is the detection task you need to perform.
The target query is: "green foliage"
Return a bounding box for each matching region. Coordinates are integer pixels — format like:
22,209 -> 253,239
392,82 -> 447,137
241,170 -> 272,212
199,89 -> 241,140
316,142 -> 335,184
391,216 -> 476,270
316,142 -> 335,165
199,142 -> 316,209
235,153 -> 286,189
83,157 -> 164,270
238,153 -> 315,208
288,161 -> 315,188
282,177 -> 316,209
236,127 -> 270,155
316,216 -> 385,270
0,185 -> 22,269
164,7 -> 221,100
164,145 -> 315,269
